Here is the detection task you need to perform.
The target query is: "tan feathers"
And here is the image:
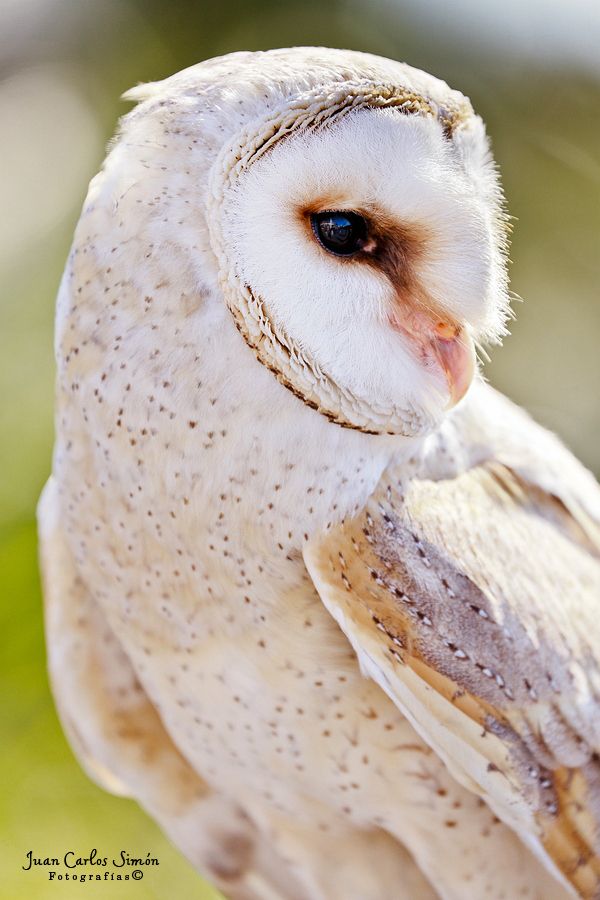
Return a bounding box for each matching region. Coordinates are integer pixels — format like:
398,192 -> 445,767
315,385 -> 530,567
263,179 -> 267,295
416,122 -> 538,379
305,457 -> 600,897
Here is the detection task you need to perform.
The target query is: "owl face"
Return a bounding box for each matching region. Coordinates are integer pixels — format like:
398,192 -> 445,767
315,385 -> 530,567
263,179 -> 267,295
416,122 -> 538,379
214,100 -> 509,436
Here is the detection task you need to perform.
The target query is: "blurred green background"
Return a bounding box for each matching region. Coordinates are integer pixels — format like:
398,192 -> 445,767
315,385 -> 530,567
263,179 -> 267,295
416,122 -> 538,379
1,0 -> 598,897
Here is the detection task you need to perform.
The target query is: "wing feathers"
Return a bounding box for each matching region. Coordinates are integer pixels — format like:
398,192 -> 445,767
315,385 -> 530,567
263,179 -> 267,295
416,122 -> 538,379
305,453 -> 600,897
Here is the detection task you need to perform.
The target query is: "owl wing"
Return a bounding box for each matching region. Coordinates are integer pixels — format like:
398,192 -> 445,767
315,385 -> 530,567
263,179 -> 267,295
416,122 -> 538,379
304,384 -> 600,899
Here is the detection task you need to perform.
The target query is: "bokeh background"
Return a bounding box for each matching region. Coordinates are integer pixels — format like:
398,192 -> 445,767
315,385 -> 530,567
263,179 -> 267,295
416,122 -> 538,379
1,0 -> 599,897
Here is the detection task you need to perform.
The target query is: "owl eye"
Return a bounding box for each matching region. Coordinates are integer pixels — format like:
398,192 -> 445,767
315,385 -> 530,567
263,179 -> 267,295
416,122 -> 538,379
310,211 -> 368,257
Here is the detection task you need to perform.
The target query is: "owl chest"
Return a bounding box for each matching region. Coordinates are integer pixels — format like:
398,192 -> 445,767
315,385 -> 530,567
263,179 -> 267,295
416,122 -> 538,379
86,502 -> 404,817
128,563 -> 411,824
68,445 -> 410,816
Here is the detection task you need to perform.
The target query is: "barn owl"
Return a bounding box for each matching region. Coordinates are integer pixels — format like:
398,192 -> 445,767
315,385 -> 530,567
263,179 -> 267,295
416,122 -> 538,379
38,47 -> 600,900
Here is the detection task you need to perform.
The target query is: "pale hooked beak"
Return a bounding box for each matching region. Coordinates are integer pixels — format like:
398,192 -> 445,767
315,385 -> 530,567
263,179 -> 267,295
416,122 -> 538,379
431,320 -> 476,407
390,310 -> 476,409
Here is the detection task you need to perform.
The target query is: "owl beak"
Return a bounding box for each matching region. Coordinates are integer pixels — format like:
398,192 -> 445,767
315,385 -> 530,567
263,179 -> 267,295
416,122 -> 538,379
390,311 -> 476,408
431,321 -> 476,408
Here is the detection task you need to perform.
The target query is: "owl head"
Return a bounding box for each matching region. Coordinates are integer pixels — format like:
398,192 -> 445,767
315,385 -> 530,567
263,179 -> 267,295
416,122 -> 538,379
84,48 -> 509,439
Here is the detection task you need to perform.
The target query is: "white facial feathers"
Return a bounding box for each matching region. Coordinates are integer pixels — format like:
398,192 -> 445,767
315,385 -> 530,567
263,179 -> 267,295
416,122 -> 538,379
221,107 -> 508,432
229,108 -> 505,335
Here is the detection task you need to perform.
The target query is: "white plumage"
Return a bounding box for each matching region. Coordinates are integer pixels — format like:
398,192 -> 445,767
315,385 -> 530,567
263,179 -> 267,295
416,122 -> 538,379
38,47 -> 600,899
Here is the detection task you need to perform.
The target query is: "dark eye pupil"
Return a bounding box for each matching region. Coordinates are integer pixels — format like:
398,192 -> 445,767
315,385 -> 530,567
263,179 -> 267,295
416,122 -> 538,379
310,211 -> 367,256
